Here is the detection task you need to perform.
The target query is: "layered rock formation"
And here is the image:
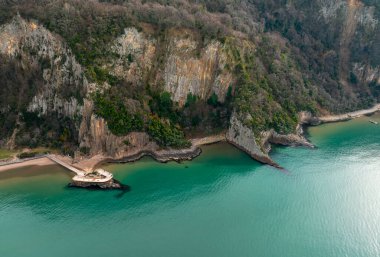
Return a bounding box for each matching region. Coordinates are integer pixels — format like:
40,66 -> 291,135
108,27 -> 156,84
163,32 -> 233,106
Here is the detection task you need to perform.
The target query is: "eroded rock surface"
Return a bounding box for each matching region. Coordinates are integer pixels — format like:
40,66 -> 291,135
164,34 -> 233,106
0,15 -> 86,119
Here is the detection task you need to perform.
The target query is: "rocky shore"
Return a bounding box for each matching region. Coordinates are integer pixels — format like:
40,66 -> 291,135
227,103 -> 380,168
1,104 -> 378,180
226,114 -> 314,169
105,148 -> 202,165
71,126 -> 311,171
106,134 -> 226,165
66,134 -> 226,173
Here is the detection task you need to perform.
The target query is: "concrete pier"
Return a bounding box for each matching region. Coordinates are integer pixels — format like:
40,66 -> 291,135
47,155 -> 117,188
0,154 -> 124,189
47,155 -> 86,176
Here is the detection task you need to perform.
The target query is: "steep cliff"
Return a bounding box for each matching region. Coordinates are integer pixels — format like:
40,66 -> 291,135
163,32 -> 232,106
227,113 -> 313,167
107,27 -> 156,85
0,0 -> 379,167
227,114 -> 278,167
0,15 -> 86,150
0,15 -> 86,118
78,99 -> 156,158
320,0 -> 379,87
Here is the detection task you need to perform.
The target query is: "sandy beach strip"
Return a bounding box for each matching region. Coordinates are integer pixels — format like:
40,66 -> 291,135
0,157 -> 56,173
191,133 -> 226,146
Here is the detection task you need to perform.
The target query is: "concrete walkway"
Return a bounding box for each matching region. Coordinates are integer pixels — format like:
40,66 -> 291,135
47,155 -> 86,176
319,104 -> 380,123
48,155 -> 113,183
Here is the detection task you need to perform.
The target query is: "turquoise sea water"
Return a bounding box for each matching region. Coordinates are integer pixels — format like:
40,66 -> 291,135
0,114 -> 380,257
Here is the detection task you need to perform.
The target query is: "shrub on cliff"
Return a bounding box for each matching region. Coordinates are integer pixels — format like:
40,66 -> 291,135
147,116 -> 191,148
149,92 -> 179,123
93,92 -> 144,136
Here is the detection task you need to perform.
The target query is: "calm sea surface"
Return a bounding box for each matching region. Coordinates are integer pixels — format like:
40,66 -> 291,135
0,114 -> 380,257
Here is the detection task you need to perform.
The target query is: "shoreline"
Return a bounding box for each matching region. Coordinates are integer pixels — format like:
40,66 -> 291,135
0,105 -> 378,173
317,104 -> 380,124
77,134 -> 227,171
0,134 -> 228,173
0,156 -> 56,173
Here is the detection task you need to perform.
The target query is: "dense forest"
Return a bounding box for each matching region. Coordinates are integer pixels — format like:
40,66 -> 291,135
0,0 -> 379,154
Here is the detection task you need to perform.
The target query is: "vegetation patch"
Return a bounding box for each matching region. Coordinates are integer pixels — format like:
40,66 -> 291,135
147,116 -> 190,148
0,149 -> 17,160
93,92 -> 144,136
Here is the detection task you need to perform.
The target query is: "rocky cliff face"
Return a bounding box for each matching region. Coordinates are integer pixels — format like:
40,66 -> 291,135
78,99 -> 156,158
107,27 -> 156,85
76,27 -> 235,157
353,63 -> 380,84
106,28 -> 233,107
226,114 -> 279,167
318,0 -> 379,86
319,0 -> 377,28
0,15 -> 86,119
227,113 -> 314,167
77,98 -> 205,165
163,31 -> 233,106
